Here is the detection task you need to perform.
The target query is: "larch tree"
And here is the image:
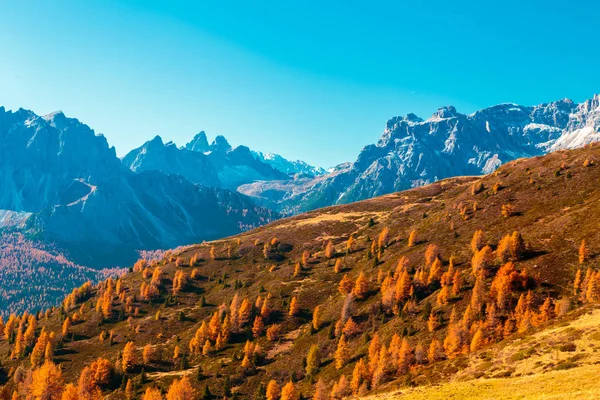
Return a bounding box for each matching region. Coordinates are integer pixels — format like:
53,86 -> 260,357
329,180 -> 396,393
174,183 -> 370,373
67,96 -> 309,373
407,230 -> 417,247
352,272 -> 369,299
425,244 -> 440,266
510,231 -> 525,259
333,259 -> 343,274
61,384 -> 78,400
378,227 -> 390,250
30,360 -> 64,400
325,240 -> 335,259
62,316 -> 72,337
574,268 -> 582,296
470,230 -> 484,253
579,239 -> 589,264
142,387 -> 162,400
427,258 -> 443,285
288,297 -> 300,317
125,379 -> 134,400
470,271 -> 485,314
428,338 -> 443,363
312,305 -> 323,331
280,382 -> 298,400
472,245 -> 494,276
313,379 -> 328,400
306,344 -> 320,376
266,380 -> 281,400
470,327 -> 485,352
252,316 -> 265,338
346,235 -> 354,254
122,341 -> 136,372
338,274 -> 354,295
350,358 -> 369,395
496,234 -> 513,263
143,344 -> 155,365
166,376 -> 195,400
427,313 -> 439,332
334,334 -> 350,370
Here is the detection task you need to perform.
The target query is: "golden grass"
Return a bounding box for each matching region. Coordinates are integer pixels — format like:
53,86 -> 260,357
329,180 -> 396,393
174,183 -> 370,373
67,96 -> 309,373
365,363 -> 600,399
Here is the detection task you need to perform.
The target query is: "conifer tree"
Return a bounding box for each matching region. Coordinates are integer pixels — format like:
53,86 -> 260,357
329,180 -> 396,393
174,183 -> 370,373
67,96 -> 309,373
472,245 -> 494,276
62,316 -> 72,337
306,344 -> 320,376
428,338 -> 443,363
280,382 -> 298,400
346,236 -> 354,254
470,230 -> 484,253
142,387 -> 162,400
470,327 -> 485,352
122,341 -> 136,372
427,312 -> 439,332
330,375 -> 350,400
579,239 -> 589,264
428,258 -> 443,285
368,333 -> 381,374
407,230 -> 417,247
325,240 -> 335,259
378,227 -> 390,250
166,376 -> 195,400
334,334 -> 350,369
125,379 -> 134,400
338,274 -> 354,295
62,383 -> 78,400
312,305 -> 322,331
288,297 -> 300,317
252,316 -> 265,338
266,380 -> 281,400
333,259 -> 342,273
31,360 -> 64,400
574,268 -> 582,297
352,272 -> 369,299
313,379 -> 328,400
350,358 -> 369,395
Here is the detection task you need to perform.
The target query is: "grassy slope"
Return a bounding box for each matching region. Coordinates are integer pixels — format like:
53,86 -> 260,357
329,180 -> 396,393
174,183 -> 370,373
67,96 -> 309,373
367,308 -> 600,399
2,144 -> 600,398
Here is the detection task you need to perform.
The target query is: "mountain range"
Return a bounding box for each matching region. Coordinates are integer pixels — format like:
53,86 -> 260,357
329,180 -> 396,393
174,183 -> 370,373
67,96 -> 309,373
239,94 -> 600,213
0,94 -> 599,316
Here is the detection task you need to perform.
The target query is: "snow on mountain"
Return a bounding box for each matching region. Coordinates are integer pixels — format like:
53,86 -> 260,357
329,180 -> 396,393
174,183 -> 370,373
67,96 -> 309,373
239,95 -> 600,214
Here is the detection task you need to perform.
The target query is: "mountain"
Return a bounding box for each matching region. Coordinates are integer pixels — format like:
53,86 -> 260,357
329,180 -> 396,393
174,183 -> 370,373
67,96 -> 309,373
123,131 -> 326,191
239,95 -> 600,214
1,143 -> 597,399
0,107 -> 277,270
251,150 -> 327,177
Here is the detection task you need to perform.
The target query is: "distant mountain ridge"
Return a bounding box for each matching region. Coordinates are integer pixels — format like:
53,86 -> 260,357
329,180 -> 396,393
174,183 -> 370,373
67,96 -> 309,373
122,131 -> 325,191
239,94 -> 600,214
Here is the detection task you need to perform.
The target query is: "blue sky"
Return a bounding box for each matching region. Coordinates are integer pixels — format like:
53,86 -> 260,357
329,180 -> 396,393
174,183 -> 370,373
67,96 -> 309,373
0,1 -> 598,167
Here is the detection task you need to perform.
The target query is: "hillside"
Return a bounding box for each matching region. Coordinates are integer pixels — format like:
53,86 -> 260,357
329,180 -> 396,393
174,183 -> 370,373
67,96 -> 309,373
1,143 -> 600,399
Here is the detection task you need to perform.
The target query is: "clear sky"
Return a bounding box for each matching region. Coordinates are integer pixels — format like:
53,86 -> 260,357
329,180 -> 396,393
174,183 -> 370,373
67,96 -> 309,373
0,1 -> 599,168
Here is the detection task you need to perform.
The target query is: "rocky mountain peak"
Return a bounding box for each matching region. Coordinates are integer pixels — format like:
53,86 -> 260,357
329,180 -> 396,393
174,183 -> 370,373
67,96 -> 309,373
210,135 -> 232,153
432,105 -> 460,119
185,131 -> 209,153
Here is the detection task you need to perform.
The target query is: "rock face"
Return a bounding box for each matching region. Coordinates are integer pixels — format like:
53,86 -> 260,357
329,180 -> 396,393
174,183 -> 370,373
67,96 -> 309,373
0,107 -> 277,267
239,95 -> 600,214
123,134 -> 292,190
